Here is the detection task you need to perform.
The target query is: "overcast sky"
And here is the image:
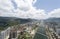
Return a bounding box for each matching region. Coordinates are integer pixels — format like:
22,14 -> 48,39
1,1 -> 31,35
0,0 -> 60,19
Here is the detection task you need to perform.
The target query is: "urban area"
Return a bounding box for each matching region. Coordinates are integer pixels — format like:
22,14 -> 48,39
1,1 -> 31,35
0,17 -> 60,39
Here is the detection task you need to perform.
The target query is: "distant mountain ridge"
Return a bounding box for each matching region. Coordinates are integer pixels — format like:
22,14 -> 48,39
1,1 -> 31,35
0,17 -> 33,27
44,17 -> 60,22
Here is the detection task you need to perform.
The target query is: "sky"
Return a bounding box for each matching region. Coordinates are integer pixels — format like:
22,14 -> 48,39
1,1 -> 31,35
34,0 -> 60,12
0,0 -> 60,19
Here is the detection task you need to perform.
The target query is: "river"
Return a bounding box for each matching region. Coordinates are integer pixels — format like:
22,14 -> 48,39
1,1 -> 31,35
33,27 -> 48,39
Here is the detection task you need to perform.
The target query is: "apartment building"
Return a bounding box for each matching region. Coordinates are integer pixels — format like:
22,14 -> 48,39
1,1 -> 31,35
0,27 -> 11,39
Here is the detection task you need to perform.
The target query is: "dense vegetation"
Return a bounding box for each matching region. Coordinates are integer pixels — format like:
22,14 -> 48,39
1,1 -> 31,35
0,17 -> 32,30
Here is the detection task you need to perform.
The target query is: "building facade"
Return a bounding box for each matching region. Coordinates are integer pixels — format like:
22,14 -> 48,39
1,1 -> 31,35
0,27 -> 11,39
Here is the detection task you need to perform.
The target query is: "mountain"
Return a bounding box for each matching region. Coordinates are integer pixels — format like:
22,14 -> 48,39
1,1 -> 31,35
0,16 -> 36,30
0,17 -> 33,27
44,17 -> 60,22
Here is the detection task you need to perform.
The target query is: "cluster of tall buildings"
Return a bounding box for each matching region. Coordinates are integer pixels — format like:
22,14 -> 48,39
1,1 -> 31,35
0,26 -> 18,39
46,22 -> 60,39
0,22 -> 40,39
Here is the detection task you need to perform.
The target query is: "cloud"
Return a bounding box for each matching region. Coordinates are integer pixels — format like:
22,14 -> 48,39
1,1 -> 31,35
0,0 -> 48,19
14,7 -> 47,19
0,0 -> 13,12
11,0 -> 17,9
48,8 -> 60,18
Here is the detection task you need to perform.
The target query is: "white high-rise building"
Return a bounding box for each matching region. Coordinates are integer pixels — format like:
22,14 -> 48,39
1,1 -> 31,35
0,27 -> 11,39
